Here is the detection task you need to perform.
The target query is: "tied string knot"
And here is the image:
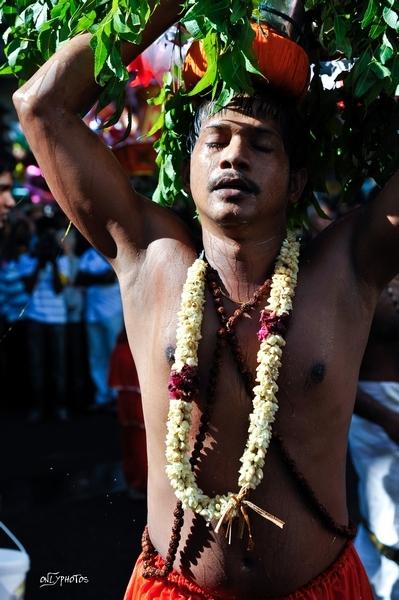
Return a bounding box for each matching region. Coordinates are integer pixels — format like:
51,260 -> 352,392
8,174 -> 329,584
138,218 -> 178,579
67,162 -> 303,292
214,487 -> 285,551
168,365 -> 199,400
257,310 -> 290,341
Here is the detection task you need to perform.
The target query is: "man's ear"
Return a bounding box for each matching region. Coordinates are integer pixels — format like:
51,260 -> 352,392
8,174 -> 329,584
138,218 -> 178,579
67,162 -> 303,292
288,168 -> 308,204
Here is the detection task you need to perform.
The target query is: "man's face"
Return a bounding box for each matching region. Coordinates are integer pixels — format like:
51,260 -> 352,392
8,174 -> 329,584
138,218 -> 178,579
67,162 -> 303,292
0,171 -> 15,228
189,108 -> 293,231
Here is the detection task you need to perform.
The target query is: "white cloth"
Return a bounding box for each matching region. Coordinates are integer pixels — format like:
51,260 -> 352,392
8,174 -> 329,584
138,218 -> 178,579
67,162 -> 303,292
78,248 -> 122,322
350,380 -> 399,600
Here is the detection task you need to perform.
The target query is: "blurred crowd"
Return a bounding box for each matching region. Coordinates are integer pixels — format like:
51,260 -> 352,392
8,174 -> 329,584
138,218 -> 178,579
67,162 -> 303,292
0,195 -> 124,422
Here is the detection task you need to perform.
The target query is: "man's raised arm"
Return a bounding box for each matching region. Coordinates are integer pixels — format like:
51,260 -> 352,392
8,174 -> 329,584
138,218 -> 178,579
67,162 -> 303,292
352,170 -> 399,290
13,1 -> 186,263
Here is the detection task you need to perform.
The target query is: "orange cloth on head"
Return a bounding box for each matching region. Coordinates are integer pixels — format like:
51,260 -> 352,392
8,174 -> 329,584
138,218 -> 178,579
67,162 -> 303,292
183,23 -> 310,99
124,542 -> 373,599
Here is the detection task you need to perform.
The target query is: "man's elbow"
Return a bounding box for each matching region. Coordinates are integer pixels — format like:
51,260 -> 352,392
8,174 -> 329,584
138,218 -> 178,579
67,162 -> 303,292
12,81 -> 58,128
14,87 -> 43,124
387,214 -> 399,229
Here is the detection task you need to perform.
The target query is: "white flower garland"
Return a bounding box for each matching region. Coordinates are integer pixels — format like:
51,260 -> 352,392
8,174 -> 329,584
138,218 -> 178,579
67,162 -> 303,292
165,231 -> 300,527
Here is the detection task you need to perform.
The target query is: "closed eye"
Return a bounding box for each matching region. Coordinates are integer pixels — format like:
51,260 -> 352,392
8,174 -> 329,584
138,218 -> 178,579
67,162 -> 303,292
206,142 -> 226,149
253,144 -> 273,153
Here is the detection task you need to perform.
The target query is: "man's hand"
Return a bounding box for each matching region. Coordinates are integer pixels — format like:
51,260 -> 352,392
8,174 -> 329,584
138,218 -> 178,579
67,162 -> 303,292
353,170 -> 399,291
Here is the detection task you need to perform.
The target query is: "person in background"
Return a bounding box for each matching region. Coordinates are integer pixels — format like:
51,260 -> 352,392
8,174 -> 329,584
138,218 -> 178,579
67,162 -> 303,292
60,227 -> 90,412
0,155 -> 16,230
350,274 -> 399,600
109,328 -> 147,499
21,227 -> 70,422
77,246 -> 123,409
0,219 -> 31,408
0,153 -> 16,393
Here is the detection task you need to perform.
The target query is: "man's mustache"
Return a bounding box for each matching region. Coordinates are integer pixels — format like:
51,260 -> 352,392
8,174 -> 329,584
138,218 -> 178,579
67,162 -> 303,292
208,171 -> 260,195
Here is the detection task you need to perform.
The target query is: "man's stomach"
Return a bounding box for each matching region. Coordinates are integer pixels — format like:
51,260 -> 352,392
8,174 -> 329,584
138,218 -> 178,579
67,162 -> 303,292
145,443 -> 348,599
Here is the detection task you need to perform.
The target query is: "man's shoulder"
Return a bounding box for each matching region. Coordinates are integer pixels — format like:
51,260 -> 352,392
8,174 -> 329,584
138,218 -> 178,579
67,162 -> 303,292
303,208 -> 361,261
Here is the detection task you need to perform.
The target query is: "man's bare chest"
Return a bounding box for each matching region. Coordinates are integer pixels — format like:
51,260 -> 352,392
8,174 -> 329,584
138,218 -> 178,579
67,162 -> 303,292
125,255 -> 372,428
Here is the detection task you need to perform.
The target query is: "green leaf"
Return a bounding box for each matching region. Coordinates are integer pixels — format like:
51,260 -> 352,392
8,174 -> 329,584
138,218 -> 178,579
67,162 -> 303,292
146,110 -> 164,138
183,18 -> 207,39
333,14 -> 352,57
361,0 -> 377,28
354,68 -> 377,97
0,5 -> 18,16
0,63 -> 16,75
383,7 -> 398,30
163,154 -> 175,181
370,60 -> 391,79
50,0 -> 70,22
213,84 -> 234,112
187,31 -> 218,96
369,21 -> 386,38
241,49 -> 263,77
92,26 -> 111,81
230,0 -> 246,24
37,24 -> 57,59
72,10 -> 97,34
379,33 -> 394,64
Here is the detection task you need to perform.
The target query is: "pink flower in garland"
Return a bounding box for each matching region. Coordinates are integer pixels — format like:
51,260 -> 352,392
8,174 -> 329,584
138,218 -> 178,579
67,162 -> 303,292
168,365 -> 199,400
257,310 -> 290,341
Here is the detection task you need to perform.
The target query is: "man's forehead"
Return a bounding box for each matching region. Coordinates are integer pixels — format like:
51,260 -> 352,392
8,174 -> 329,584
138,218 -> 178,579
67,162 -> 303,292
201,108 -> 282,136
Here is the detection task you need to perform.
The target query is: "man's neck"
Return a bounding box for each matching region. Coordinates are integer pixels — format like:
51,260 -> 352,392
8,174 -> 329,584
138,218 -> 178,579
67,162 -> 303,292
202,226 -> 286,304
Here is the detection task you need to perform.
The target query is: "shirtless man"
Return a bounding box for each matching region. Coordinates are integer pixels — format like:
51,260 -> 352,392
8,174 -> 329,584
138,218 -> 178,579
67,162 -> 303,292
12,1 -> 399,597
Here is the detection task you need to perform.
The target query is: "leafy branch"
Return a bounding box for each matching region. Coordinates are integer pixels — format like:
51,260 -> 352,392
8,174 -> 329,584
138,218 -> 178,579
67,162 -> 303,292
1,0 -> 398,219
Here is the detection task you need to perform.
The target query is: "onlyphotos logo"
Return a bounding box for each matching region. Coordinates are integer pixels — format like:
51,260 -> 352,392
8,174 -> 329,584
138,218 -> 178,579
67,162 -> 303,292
39,572 -> 89,588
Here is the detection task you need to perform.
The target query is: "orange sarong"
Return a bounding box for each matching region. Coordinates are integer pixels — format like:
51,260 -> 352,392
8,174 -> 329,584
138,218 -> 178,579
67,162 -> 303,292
124,541 -> 373,599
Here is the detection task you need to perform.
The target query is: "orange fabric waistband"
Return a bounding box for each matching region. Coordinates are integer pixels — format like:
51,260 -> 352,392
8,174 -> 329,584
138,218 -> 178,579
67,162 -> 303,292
124,540 -> 373,599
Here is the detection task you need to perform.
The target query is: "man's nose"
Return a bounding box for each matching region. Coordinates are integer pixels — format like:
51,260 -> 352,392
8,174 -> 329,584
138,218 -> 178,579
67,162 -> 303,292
219,136 -> 251,171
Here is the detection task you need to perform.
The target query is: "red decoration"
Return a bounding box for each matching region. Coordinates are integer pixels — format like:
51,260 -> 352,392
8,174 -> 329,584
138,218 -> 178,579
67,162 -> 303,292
257,310 -> 290,341
168,365 -> 199,400
128,55 -> 156,88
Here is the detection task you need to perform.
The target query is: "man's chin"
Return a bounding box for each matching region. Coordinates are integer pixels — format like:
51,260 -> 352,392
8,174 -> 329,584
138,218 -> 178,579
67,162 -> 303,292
208,204 -> 256,229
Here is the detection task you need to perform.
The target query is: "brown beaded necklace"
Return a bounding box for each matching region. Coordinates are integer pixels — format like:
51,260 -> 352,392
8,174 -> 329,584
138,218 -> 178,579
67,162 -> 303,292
209,273 -> 356,541
142,264 -> 272,578
208,267 -> 272,395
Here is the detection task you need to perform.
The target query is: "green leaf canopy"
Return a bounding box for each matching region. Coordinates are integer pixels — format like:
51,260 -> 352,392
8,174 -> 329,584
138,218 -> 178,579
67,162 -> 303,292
1,0 -> 398,223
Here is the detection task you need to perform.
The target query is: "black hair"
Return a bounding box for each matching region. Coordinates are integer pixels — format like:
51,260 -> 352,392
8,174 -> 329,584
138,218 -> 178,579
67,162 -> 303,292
34,228 -> 61,263
2,220 -> 31,261
0,153 -> 16,176
186,86 -> 309,171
